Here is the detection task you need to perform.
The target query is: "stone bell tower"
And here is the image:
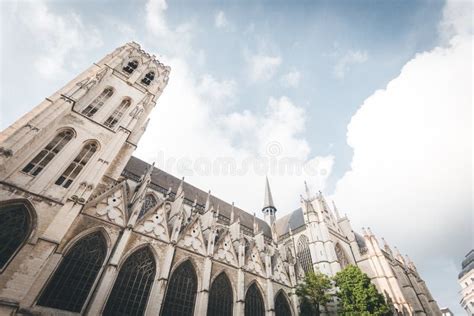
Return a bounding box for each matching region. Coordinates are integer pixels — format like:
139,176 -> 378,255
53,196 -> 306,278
0,42 -> 170,311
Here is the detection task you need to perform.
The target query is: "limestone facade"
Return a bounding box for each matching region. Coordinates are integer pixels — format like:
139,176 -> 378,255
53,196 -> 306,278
0,43 -> 441,316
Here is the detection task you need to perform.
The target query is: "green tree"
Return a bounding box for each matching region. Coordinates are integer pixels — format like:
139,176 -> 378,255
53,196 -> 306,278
333,265 -> 392,316
295,271 -> 333,316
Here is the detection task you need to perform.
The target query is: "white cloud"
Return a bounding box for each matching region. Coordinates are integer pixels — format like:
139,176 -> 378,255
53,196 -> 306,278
145,0 -> 194,56
333,50 -> 368,79
281,70 -> 301,87
332,0 -> 472,306
197,74 -> 236,108
215,11 -> 229,29
12,0 -> 102,79
136,57 -> 332,213
246,54 -> 282,82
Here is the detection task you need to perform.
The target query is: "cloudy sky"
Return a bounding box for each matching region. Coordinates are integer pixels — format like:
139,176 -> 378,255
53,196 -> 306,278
0,0 -> 472,312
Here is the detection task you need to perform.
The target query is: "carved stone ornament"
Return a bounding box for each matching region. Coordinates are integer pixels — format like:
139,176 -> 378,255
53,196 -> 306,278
246,246 -> 264,276
179,219 -> 206,254
95,190 -> 125,226
135,203 -> 170,242
215,233 -> 238,266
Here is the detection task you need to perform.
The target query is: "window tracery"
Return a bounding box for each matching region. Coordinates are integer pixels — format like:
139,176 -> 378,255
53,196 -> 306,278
103,247 -> 155,316
123,60 -> 139,74
37,232 -> 106,312
245,283 -> 265,316
55,141 -> 97,188
22,129 -> 73,176
275,291 -> 292,316
0,203 -> 31,270
207,273 -> 233,316
81,87 -> 113,117
297,235 -> 313,274
104,98 -> 131,129
161,260 -> 198,316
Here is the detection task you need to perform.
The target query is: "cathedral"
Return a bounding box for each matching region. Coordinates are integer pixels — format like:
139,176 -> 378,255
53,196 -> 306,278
0,42 -> 441,316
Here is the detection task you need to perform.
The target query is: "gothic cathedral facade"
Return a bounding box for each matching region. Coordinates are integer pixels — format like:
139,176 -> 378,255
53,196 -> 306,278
0,43 -> 441,316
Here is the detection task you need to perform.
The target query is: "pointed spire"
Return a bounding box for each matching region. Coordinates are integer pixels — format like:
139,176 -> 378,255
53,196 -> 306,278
253,212 -> 258,234
230,202 -> 235,223
205,190 -> 211,211
263,177 -> 275,208
332,200 -> 340,220
304,181 -> 311,200
176,176 -> 184,198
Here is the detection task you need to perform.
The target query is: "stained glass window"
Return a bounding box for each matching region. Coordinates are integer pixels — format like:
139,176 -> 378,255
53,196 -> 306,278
103,247 -> 156,316
207,273 -> 233,316
161,260 -> 197,316
22,129 -> 73,176
297,235 -> 313,275
275,291 -> 292,316
0,204 -> 31,270
37,232 -> 106,312
244,283 -> 265,316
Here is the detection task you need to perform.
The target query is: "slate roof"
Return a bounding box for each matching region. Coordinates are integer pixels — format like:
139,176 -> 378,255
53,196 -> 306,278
275,208 -> 305,237
123,156 -> 272,237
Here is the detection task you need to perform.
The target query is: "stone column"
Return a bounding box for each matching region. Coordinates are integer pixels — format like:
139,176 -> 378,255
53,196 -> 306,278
194,257 -> 212,316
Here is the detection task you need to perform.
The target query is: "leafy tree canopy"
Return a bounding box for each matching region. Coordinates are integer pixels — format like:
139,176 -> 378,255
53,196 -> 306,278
295,271 -> 333,316
333,265 -> 392,316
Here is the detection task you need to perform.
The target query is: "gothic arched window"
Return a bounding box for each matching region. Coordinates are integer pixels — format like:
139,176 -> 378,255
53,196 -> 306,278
335,243 -> 349,269
161,260 -> 198,316
22,129 -> 74,176
275,291 -> 292,316
123,60 -> 139,74
81,87 -> 113,117
0,203 -> 31,270
141,71 -> 155,85
104,98 -> 131,129
37,232 -> 106,312
138,194 -> 158,219
55,141 -> 98,188
103,247 -> 156,316
297,235 -> 313,274
207,273 -> 233,316
245,283 -> 265,316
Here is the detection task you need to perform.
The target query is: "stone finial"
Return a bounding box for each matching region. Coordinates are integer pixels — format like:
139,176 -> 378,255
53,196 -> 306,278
230,202 -> 235,223
304,181 -> 311,200
176,176 -> 184,198
205,190 -> 211,212
263,176 -> 276,209
332,200 -> 341,220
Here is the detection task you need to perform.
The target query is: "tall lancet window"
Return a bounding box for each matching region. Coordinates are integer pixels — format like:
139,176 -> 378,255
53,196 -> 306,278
245,283 -> 265,316
275,291 -> 292,316
141,71 -> 155,85
207,273 -> 233,316
81,87 -> 113,117
297,235 -> 313,274
37,232 -> 106,312
161,260 -> 198,316
104,98 -> 131,129
103,247 -> 156,316
335,243 -> 349,268
22,129 -> 73,176
0,203 -> 32,270
138,194 -> 158,219
55,141 -> 98,188
123,60 -> 139,74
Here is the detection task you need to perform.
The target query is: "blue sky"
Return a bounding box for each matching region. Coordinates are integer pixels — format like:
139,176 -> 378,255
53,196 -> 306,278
0,0 -> 471,313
